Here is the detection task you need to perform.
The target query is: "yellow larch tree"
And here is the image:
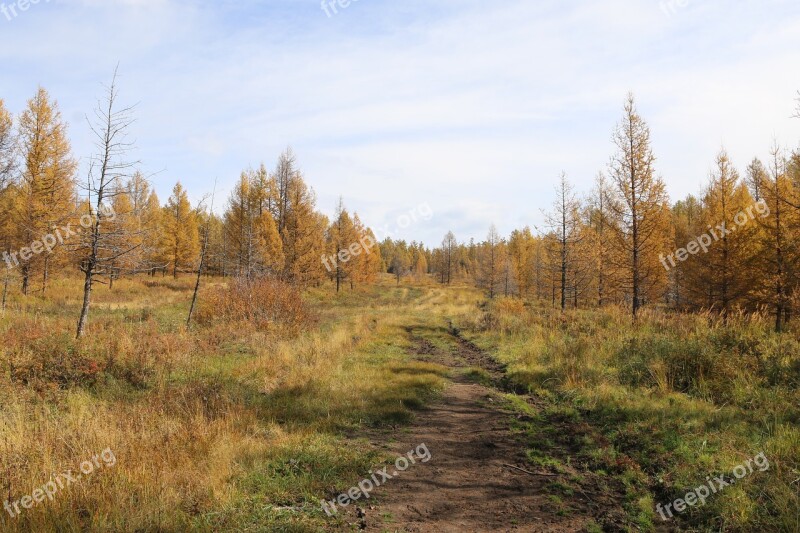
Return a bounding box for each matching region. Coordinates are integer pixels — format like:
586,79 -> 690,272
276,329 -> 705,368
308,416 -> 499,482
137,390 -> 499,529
223,168 -> 285,279
0,99 -> 16,306
508,227 -> 537,298
142,189 -> 163,274
15,87 -> 77,294
410,242 -> 427,281
325,199 -> 358,292
352,214 -> 380,286
669,194 -> 703,308
753,145 -> 799,331
0,98 -> 14,189
160,182 -> 199,278
281,175 -> 327,287
224,171 -> 256,277
607,94 -> 671,317
684,150 -> 760,316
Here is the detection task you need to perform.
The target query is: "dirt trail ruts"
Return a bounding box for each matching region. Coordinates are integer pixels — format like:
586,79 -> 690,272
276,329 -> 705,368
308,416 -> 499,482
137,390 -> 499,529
356,326 -> 613,533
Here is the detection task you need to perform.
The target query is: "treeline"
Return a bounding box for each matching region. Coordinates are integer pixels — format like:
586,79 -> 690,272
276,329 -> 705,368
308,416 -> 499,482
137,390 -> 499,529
191,155 -> 380,289
0,86 -> 382,305
2,84 -> 798,332
414,94 -> 800,331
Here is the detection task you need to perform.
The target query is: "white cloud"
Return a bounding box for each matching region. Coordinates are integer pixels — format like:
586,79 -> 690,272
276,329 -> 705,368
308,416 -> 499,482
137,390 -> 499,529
0,0 -> 798,245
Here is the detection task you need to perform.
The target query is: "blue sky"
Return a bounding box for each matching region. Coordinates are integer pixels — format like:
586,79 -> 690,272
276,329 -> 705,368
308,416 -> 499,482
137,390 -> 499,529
0,0 -> 799,246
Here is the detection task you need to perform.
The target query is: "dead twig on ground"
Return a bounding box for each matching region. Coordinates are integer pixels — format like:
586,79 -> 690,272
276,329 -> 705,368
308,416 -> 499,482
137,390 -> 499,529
502,463 -> 559,477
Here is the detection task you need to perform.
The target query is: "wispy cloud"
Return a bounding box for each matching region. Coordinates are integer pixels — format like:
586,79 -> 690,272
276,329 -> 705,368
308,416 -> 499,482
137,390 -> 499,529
0,0 -> 798,245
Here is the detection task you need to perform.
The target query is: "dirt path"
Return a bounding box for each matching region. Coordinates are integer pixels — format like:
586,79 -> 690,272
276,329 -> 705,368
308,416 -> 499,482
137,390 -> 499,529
356,326 -> 619,533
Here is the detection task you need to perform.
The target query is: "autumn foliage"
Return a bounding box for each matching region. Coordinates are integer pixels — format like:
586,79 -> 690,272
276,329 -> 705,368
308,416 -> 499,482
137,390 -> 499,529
196,277 -> 315,334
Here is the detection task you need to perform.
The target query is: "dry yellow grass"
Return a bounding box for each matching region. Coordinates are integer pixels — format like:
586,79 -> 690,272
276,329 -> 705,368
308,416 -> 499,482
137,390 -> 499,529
4,274 -> 795,531
0,274 -> 447,531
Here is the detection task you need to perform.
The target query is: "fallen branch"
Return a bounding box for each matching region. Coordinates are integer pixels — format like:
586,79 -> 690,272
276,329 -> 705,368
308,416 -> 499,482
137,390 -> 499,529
502,464 -> 559,477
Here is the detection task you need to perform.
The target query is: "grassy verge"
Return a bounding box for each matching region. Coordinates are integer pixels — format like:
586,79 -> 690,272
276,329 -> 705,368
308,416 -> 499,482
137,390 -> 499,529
0,276 -> 446,531
453,298 -> 800,532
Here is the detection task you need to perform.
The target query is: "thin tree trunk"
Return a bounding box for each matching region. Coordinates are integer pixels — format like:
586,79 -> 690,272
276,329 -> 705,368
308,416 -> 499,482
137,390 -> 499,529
76,264 -> 94,338
629,118 -> 641,319
187,185 -> 215,329
561,189 -> 567,311
77,68 -> 134,338
187,238 -> 208,329
1,270 -> 9,313
21,265 -> 28,296
631,201 -> 640,318
560,245 -> 567,311
42,256 -> 49,294
773,158 -> 785,333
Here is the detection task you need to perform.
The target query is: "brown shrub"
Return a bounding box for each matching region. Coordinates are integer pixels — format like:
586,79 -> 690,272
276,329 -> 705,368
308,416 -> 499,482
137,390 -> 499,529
10,332 -> 101,390
2,316 -> 181,391
196,277 -> 315,335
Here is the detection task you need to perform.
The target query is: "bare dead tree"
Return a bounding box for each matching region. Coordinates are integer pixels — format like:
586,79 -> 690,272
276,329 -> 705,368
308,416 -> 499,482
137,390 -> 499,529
76,68 -> 140,338
588,172 -> 621,307
542,172 -> 584,311
440,231 -> 457,284
274,148 -> 297,235
478,225 -> 503,299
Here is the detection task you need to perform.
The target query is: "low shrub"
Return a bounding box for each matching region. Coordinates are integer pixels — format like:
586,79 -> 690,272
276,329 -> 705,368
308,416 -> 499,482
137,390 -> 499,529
196,278 -> 315,336
10,333 -> 101,390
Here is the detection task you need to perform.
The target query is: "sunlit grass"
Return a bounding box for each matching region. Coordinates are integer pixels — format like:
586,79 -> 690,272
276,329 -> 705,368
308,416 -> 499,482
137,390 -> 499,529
3,275 -> 796,531
453,297 -> 800,531
0,274 -> 447,531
